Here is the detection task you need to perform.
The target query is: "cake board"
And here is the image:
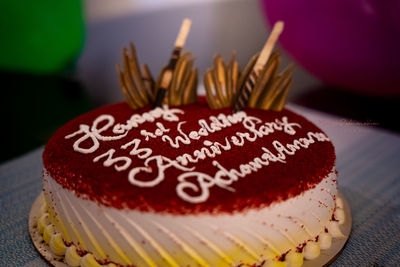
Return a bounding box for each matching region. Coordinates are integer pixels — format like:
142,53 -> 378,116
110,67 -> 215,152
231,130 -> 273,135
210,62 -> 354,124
29,192 -> 352,267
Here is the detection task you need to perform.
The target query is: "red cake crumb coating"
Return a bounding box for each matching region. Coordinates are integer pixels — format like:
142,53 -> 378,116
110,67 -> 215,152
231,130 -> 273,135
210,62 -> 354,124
43,101 -> 335,214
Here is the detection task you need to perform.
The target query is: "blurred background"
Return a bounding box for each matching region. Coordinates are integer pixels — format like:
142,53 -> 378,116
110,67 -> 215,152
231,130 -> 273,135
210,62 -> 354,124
1,0 -> 399,163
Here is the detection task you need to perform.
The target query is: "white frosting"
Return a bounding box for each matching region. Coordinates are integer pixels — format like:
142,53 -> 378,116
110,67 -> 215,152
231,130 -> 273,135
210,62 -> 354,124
43,169 -> 339,266
64,108 -> 330,203
336,197 -> 344,209
334,208 -> 345,225
303,241 -> 320,260
327,221 -> 345,238
318,232 -> 332,250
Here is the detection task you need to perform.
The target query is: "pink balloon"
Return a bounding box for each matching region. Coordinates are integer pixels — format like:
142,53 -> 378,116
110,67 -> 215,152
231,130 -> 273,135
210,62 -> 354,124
261,0 -> 400,95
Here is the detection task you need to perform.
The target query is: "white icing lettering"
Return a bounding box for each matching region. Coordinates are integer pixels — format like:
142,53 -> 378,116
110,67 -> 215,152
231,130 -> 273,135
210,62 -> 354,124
161,122 -> 190,148
65,105 -> 329,203
65,125 -> 99,154
93,149 -> 131,171
140,122 -> 170,141
121,139 -> 152,159
175,132 -> 326,203
66,106 -> 183,154
128,156 -> 194,187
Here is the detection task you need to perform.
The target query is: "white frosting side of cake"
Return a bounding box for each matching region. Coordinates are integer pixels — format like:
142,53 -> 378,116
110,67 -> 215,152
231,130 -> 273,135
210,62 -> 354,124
42,169 -> 339,266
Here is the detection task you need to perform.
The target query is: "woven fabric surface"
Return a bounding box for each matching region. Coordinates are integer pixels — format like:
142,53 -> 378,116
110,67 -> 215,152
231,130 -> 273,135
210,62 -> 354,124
0,105 -> 399,267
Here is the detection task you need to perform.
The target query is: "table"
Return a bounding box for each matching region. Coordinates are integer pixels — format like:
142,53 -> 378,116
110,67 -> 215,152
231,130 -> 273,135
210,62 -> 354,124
1,104 -> 399,266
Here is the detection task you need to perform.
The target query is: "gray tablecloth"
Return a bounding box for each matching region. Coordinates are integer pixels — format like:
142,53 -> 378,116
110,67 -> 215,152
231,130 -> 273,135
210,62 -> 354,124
1,105 -> 399,267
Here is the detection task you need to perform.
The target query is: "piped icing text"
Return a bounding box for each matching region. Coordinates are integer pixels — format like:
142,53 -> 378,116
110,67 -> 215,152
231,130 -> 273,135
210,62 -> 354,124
65,106 -> 330,203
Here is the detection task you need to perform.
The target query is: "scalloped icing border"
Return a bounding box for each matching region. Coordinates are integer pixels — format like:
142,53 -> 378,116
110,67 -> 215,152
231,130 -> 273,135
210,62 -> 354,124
29,192 -> 351,267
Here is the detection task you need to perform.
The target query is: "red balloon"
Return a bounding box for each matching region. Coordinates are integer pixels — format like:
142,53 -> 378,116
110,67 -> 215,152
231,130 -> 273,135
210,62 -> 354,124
260,0 -> 400,95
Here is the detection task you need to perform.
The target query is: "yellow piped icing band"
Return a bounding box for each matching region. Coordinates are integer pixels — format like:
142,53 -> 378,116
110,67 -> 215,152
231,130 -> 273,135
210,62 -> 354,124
65,245 -> 81,267
102,212 -> 155,266
56,190 -> 87,248
50,233 -> 67,256
64,197 -> 107,260
125,218 -> 180,267
184,225 -> 234,265
87,211 -> 133,265
152,221 -> 210,266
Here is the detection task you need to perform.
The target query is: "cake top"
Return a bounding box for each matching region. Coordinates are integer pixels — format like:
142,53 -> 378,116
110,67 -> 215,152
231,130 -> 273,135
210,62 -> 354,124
43,100 -> 335,214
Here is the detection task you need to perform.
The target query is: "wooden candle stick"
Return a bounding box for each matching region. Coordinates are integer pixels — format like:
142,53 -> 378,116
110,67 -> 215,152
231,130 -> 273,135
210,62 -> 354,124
152,19 -> 192,108
233,21 -> 284,113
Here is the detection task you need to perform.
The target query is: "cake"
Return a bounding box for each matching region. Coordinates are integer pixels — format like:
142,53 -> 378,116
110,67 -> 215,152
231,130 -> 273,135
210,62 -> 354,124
37,99 -> 345,267
33,19 -> 347,267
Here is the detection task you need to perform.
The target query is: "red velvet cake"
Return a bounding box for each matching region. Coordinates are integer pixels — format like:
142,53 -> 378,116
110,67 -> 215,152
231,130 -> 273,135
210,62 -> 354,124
37,100 -> 345,267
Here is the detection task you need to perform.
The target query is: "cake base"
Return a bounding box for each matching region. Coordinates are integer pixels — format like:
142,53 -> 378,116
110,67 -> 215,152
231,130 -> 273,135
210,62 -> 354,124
29,192 -> 352,267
